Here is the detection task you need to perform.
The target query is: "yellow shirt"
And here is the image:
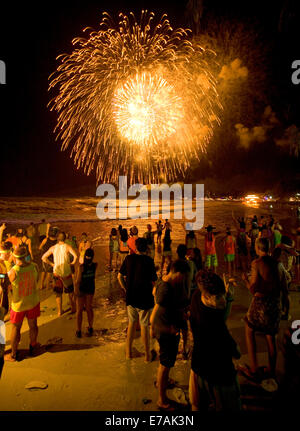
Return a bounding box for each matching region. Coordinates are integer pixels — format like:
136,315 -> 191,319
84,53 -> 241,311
11,264 -> 39,312
0,306 -> 5,359
0,261 -> 6,274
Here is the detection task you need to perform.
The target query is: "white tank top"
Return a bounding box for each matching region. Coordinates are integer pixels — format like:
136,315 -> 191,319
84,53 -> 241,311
53,243 -> 71,277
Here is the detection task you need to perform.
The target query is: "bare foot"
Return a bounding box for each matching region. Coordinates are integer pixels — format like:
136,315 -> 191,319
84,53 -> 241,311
4,353 -> 17,362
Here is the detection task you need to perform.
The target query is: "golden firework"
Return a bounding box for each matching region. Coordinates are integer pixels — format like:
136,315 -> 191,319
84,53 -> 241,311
48,11 -> 221,184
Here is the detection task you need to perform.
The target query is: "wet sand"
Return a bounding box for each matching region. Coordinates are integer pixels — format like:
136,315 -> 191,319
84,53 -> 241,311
1,200 -> 299,411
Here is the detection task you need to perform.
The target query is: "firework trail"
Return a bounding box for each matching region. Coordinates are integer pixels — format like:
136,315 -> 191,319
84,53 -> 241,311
49,11 -> 221,184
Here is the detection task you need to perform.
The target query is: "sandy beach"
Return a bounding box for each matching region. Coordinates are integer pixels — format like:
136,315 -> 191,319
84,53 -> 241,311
1,200 -> 299,411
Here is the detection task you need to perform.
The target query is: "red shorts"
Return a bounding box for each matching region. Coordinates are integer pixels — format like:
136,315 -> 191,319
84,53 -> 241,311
10,303 -> 40,324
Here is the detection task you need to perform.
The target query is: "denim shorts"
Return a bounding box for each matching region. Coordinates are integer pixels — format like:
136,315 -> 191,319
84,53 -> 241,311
127,306 -> 152,326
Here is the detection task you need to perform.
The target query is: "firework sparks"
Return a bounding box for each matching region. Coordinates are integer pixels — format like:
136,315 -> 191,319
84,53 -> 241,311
49,11 -> 221,184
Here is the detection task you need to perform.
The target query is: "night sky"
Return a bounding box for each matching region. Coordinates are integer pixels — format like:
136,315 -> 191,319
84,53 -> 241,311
0,0 -> 299,196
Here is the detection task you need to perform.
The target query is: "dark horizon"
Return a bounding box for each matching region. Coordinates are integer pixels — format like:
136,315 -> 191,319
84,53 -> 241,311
0,0 -> 299,196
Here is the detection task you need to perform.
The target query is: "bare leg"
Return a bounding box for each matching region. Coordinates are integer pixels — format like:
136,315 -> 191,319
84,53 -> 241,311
189,369 -> 200,411
86,295 -> 94,329
56,294 -> 63,316
46,273 -> 52,290
228,261 -> 232,277
265,334 -> 277,377
141,324 -> 150,362
28,318 -> 38,347
11,322 -> 22,357
69,292 -> 76,313
182,329 -> 188,355
76,297 -> 85,332
245,324 -> 258,373
40,271 -> 46,289
161,256 -> 165,275
157,364 -> 171,407
126,321 -> 137,359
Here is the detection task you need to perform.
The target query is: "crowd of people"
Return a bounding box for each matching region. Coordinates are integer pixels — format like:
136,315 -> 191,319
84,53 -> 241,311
0,214 -> 299,411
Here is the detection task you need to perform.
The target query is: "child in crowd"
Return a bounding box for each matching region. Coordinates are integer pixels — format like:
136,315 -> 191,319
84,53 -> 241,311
109,228 -> 120,271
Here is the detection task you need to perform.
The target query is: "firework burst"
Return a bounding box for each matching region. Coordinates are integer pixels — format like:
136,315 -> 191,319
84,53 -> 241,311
49,11 -> 221,184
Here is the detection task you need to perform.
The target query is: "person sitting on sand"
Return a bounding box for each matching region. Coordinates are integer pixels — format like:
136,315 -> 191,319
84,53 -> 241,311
118,238 -> 157,362
189,270 -> 241,412
5,246 -> 40,361
75,248 -> 97,338
42,232 -> 77,316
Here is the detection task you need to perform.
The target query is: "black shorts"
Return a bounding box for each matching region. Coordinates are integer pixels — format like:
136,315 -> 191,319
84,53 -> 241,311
78,289 -> 95,297
53,276 -> 74,295
157,333 -> 180,368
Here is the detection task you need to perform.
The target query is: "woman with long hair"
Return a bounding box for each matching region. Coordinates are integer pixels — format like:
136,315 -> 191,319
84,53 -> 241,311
75,248 -> 97,338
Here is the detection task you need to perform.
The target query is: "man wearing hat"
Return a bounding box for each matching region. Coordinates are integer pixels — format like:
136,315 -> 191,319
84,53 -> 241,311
5,246 -> 40,361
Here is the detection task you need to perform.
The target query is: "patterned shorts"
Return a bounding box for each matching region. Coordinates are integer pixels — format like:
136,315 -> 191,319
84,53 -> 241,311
245,295 -> 281,335
205,254 -> 218,267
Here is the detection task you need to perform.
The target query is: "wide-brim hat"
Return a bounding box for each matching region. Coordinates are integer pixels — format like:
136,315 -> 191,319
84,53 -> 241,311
205,225 -> 216,231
